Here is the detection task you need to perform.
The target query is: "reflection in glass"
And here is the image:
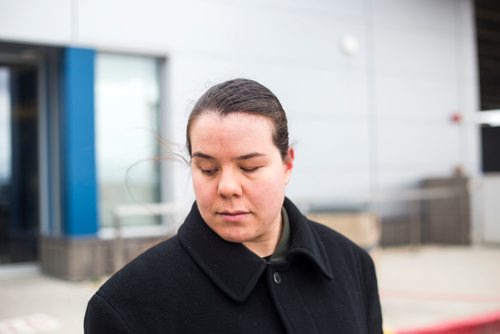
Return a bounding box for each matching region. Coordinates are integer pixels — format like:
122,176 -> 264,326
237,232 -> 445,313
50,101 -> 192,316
95,54 -> 162,228
0,68 -> 11,186
0,68 -> 10,262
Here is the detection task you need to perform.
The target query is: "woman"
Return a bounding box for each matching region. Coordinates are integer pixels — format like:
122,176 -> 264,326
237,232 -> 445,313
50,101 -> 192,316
84,78 -> 383,333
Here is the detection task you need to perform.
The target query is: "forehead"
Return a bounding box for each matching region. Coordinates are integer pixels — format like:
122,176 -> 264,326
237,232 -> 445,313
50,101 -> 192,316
191,112 -> 274,135
190,112 -> 276,154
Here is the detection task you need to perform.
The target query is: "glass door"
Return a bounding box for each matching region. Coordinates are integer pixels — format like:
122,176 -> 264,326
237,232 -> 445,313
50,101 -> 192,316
0,64 -> 39,263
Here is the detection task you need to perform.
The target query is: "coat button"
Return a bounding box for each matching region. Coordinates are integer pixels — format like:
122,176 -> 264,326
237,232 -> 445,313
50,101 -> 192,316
273,272 -> 282,285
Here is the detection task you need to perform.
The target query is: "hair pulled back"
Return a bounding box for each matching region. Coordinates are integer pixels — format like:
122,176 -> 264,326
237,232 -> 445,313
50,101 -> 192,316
186,78 -> 289,160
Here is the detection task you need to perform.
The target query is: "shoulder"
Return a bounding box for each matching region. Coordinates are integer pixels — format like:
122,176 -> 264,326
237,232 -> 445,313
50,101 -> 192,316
308,219 -> 375,270
85,236 -> 195,332
99,235 -> 188,292
91,235 -> 197,311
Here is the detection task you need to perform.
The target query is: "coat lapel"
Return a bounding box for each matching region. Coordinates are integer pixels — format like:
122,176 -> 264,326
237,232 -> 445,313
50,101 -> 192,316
177,202 -> 267,303
284,198 -> 334,281
177,198 -> 333,303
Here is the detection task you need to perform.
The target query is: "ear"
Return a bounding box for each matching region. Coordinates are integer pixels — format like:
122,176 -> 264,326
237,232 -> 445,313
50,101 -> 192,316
284,147 -> 294,183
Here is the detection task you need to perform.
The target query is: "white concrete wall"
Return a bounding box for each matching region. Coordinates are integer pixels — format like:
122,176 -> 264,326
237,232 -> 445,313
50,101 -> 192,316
0,0 -> 479,207
371,0 -> 479,193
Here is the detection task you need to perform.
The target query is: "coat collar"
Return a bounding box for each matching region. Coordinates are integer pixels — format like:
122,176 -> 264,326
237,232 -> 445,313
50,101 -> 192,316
283,197 -> 333,280
177,197 -> 333,303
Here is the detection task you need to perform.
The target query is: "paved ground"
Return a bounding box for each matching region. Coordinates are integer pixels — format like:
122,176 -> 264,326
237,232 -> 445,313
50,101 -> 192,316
0,245 -> 499,333
376,245 -> 500,332
0,266 -> 101,334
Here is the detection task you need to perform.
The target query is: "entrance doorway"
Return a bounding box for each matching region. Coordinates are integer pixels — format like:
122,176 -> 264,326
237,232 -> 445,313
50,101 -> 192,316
475,0 -> 500,243
0,63 -> 39,263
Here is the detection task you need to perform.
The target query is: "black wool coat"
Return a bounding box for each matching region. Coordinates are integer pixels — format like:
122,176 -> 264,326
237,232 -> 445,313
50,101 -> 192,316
84,198 -> 383,333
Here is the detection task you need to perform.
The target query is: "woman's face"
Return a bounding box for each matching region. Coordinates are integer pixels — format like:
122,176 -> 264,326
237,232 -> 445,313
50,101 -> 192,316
190,112 -> 294,254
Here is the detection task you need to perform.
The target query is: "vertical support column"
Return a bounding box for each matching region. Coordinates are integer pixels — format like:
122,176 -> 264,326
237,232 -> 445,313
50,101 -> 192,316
60,47 -> 98,236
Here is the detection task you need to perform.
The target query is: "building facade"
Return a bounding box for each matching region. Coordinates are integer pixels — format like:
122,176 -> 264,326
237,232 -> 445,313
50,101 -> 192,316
1,0 -> 497,279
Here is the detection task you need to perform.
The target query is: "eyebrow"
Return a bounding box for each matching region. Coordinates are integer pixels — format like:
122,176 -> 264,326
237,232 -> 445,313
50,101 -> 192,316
191,152 -> 266,161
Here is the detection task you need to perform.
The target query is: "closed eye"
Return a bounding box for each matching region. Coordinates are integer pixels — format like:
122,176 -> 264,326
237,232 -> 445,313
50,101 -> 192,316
241,166 -> 260,173
201,168 -> 218,176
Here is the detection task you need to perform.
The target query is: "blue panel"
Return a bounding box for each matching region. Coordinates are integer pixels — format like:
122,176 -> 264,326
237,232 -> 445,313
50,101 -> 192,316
61,47 -> 99,236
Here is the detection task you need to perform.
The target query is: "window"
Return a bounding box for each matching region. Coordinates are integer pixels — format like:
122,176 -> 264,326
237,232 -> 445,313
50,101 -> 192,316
95,53 -> 163,228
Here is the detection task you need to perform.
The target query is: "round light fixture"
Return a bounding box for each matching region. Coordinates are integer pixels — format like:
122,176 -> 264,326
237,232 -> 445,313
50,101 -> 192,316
340,35 -> 359,56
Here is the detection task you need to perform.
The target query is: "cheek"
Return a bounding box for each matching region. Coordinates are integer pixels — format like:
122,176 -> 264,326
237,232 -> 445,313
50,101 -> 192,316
192,174 -> 212,202
248,173 -> 287,208
260,168 -> 288,191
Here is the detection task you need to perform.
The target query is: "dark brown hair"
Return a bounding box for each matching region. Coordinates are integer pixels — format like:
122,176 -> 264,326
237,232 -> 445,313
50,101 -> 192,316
186,78 -> 290,160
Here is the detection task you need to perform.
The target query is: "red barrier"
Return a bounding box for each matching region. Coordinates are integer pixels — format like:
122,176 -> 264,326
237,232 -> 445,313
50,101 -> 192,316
396,310 -> 500,334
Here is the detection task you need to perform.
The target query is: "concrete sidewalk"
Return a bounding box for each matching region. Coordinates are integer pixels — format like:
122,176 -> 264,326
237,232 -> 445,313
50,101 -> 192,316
0,266 -> 99,334
376,245 -> 500,333
0,245 -> 499,333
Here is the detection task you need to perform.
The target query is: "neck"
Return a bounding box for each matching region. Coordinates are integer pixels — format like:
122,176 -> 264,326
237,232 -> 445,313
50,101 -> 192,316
243,212 -> 283,258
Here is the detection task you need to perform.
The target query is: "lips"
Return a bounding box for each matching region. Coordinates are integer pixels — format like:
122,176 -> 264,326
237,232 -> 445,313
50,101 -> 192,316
219,210 -> 249,215
217,210 -> 250,222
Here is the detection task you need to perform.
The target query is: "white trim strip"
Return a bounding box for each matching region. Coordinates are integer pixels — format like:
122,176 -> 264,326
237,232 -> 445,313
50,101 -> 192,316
478,110 -> 500,126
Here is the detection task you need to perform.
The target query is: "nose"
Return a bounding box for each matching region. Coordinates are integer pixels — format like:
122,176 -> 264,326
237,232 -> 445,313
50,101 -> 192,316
217,168 -> 242,198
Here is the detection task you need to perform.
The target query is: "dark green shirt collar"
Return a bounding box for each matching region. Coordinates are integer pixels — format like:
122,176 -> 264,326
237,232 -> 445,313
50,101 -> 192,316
270,207 -> 290,261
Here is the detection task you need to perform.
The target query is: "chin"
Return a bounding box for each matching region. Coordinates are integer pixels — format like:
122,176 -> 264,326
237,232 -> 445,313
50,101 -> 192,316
217,229 -> 252,244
